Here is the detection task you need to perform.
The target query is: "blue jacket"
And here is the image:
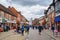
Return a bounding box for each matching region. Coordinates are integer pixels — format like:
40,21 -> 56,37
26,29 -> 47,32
21,25 -> 24,31
26,25 -> 30,31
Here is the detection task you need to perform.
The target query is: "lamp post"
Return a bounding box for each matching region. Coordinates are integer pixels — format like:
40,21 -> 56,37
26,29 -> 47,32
44,10 -> 47,18
53,0 -> 56,28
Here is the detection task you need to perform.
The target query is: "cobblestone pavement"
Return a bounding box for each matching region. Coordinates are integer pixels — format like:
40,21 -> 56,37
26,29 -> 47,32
0,29 -> 59,40
44,29 -> 60,40
25,28 -> 55,40
0,30 -> 26,40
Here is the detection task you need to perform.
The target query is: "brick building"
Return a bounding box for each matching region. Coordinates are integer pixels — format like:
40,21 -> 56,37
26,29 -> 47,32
46,0 -> 60,32
0,4 -> 17,29
39,16 -> 46,26
8,6 -> 28,26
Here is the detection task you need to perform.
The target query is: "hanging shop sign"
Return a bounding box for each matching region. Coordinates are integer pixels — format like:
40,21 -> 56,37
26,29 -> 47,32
2,19 -> 7,23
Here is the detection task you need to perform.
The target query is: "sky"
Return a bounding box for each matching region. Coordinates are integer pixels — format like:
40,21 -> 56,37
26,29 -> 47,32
0,0 -> 53,21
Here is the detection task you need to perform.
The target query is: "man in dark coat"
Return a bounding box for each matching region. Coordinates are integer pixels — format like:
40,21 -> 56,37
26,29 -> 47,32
51,25 -> 54,35
21,25 -> 24,35
38,25 -> 43,35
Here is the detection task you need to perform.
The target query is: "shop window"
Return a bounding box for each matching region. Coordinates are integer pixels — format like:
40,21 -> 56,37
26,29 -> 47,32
1,11 -> 4,18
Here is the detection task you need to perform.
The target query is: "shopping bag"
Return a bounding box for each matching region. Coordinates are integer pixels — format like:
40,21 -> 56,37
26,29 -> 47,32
54,29 -> 58,33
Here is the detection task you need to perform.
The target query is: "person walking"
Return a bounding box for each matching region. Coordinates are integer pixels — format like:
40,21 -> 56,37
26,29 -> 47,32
54,24 -> 58,37
6,26 -> 10,31
21,25 -> 24,35
13,26 -> 17,32
38,25 -> 43,35
0,25 -> 2,32
26,24 -> 30,35
17,26 -> 21,33
51,25 -> 55,35
32,25 -> 34,29
3,24 -> 7,32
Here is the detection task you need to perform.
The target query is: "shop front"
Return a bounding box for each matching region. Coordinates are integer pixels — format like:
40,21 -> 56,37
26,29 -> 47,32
0,18 -> 7,26
54,0 -> 60,32
7,20 -> 16,29
54,16 -> 60,32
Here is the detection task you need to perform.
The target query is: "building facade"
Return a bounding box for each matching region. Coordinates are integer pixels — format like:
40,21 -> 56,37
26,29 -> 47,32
39,16 -> 46,26
54,0 -> 60,32
8,6 -> 28,27
0,4 -> 17,29
46,0 -> 60,32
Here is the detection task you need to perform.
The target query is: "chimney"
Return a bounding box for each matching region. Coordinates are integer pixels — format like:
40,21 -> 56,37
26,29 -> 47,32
8,6 -> 13,8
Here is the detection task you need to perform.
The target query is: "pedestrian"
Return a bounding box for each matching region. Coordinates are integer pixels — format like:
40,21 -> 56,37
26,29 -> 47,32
51,25 -> 55,35
24,25 -> 27,33
0,26 -> 3,32
26,24 -> 30,35
3,24 -> 7,32
21,25 -> 24,35
32,25 -> 34,29
38,25 -> 43,35
54,24 -> 58,37
17,26 -> 21,33
13,26 -> 17,32
6,26 -> 10,31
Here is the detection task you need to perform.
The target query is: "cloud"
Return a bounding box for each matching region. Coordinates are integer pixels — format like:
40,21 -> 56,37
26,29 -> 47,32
11,4 -> 47,20
11,0 -> 52,6
0,0 -> 11,7
0,0 -> 52,20
0,0 -> 6,2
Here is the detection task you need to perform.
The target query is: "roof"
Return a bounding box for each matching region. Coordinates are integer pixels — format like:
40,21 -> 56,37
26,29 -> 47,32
0,4 -> 17,17
8,6 -> 28,22
21,15 -> 29,22
18,12 -> 28,22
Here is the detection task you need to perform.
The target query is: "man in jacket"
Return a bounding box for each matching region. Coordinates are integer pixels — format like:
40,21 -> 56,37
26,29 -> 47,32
38,25 -> 43,35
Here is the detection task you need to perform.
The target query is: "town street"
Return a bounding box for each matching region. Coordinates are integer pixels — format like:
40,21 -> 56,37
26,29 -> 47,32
25,28 -> 54,40
0,28 -> 60,40
0,0 -> 60,40
0,30 -> 27,40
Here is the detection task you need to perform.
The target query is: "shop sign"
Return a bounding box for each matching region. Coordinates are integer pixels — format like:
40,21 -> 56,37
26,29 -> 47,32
2,19 -> 7,23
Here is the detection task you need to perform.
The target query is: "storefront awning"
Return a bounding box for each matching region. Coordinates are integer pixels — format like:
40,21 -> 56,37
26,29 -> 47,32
54,16 -> 60,22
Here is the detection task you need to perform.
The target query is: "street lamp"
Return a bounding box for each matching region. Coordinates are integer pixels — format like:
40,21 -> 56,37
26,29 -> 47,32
44,10 -> 48,18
